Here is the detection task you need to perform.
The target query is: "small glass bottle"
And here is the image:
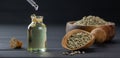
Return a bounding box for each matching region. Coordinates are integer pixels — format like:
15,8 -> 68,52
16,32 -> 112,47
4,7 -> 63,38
27,14 -> 47,53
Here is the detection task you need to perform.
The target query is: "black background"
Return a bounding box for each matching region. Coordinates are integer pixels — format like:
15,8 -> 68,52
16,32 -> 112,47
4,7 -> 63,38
0,0 -> 120,57
0,0 -> 120,26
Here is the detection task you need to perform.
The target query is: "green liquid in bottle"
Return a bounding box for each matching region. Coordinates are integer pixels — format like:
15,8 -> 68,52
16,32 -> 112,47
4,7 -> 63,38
27,14 -> 47,53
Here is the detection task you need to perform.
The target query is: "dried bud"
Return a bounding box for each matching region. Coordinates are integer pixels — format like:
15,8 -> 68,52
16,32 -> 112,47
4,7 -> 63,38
9,37 -> 23,49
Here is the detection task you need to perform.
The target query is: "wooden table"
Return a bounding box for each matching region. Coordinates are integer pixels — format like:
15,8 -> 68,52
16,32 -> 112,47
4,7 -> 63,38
0,25 -> 120,57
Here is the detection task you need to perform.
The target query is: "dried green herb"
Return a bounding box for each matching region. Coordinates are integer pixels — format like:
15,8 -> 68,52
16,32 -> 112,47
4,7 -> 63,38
62,50 -> 85,56
74,15 -> 107,26
67,32 -> 91,49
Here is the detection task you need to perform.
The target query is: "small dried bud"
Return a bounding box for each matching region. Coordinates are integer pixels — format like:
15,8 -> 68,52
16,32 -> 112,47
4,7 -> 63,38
82,51 -> 85,54
77,51 -> 81,54
62,52 -> 69,55
9,37 -> 23,49
69,52 -> 75,56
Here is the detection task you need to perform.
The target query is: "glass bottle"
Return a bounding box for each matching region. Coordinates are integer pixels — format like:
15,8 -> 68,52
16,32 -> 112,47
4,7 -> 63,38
27,14 -> 47,53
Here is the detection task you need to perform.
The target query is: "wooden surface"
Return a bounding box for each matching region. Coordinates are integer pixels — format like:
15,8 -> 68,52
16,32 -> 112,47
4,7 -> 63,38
0,25 -> 120,57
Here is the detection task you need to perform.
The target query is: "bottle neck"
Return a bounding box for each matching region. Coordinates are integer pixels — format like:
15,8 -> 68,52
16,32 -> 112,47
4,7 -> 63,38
32,18 -> 43,23
31,15 -> 44,23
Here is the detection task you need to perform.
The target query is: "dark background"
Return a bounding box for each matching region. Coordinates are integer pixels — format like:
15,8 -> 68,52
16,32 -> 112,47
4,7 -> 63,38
0,0 -> 120,57
0,0 -> 120,26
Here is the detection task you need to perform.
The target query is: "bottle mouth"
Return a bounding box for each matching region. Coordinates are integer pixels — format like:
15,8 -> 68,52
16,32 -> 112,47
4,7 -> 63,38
31,14 -> 36,19
31,14 -> 43,23
36,16 -> 43,19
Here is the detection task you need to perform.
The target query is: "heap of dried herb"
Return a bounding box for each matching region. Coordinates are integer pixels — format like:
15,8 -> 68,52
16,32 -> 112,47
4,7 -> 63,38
67,32 -> 91,49
74,15 -> 107,26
